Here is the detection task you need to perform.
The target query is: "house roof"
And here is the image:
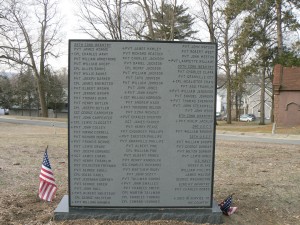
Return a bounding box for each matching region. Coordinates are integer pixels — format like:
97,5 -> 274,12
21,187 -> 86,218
273,64 -> 300,91
248,87 -> 272,99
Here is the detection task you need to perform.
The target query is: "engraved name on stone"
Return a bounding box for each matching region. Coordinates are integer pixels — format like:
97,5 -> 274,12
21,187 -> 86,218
70,42 -> 117,205
119,46 -> 164,205
167,44 -> 215,206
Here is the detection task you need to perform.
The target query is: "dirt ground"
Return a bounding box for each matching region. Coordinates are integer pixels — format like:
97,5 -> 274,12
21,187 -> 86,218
0,121 -> 299,225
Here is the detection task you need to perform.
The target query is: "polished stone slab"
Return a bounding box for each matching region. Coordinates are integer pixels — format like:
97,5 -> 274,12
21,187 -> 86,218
54,195 -> 223,224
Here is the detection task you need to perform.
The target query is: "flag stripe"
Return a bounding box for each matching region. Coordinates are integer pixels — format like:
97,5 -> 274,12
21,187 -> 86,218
44,185 -> 52,201
40,181 -> 48,197
41,164 -> 53,172
41,168 -> 54,177
40,170 -> 54,179
39,181 -> 47,199
39,173 -> 56,184
39,181 -> 45,194
48,185 -> 57,201
39,182 -> 57,201
41,166 -> 54,176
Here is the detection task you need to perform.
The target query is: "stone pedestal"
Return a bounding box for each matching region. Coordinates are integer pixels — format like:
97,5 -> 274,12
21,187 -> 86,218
54,195 -> 223,224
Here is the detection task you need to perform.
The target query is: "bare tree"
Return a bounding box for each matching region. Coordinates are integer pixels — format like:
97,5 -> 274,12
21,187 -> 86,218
195,0 -> 218,42
121,0 -> 158,40
76,0 -> 124,39
0,0 -> 63,117
75,0 -> 193,41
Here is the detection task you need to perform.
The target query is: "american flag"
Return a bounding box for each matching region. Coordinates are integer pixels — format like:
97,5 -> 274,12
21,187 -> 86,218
39,147 -> 57,201
220,194 -> 233,215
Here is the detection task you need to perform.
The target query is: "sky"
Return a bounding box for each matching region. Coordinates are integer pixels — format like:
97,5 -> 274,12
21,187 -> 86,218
50,0 -> 89,70
3,0 -> 300,71
52,0 -> 201,70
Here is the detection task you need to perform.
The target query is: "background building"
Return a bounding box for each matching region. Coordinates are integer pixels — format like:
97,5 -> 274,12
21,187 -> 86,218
273,64 -> 300,126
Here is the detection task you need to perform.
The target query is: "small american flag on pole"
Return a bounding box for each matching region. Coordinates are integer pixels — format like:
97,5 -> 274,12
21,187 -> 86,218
39,146 -> 57,201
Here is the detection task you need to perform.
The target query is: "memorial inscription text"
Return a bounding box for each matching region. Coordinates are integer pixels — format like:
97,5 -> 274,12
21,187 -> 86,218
69,41 -> 216,208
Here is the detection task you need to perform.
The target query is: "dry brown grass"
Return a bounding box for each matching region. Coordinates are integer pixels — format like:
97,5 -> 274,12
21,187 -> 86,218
216,121 -> 300,135
0,121 -> 299,225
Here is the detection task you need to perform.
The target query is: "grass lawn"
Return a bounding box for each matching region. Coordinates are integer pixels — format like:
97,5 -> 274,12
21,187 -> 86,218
0,121 -> 299,224
216,120 -> 300,135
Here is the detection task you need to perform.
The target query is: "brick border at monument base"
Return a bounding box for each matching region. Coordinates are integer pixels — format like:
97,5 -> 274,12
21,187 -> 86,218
54,195 -> 224,224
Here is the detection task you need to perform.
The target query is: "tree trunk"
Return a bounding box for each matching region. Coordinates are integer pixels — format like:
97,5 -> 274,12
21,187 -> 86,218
208,0 -> 214,42
21,98 -> 24,116
143,0 -> 155,39
39,7 -> 48,118
235,62 -> 239,121
275,0 -> 283,56
226,84 -> 231,124
271,88 -> 274,123
37,79 -> 48,117
28,93 -> 31,117
117,0 -> 122,39
224,23 -> 231,124
169,0 -> 177,41
273,0 -> 283,123
259,67 -> 266,125
55,102 -> 57,118
235,94 -> 239,121
37,96 -> 40,117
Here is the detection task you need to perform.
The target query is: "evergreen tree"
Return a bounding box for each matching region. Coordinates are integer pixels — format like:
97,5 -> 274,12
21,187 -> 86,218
14,69 -> 38,116
0,75 -> 13,109
44,68 -> 65,117
273,46 -> 300,67
152,3 -> 197,40
234,0 -> 300,124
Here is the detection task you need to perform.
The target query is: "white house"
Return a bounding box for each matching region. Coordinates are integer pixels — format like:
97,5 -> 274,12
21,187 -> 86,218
216,87 -> 227,114
244,88 -> 272,119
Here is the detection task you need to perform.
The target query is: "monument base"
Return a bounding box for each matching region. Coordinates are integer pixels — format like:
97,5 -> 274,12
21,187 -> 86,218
54,195 -> 223,224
